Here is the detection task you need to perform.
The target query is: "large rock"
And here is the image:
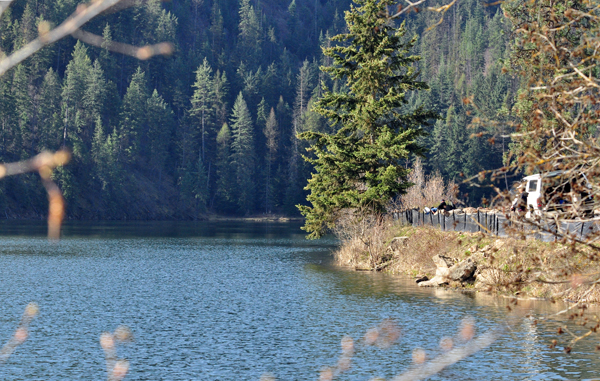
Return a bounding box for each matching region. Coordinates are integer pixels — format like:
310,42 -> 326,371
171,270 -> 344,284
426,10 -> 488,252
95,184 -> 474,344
418,275 -> 448,287
448,258 -> 476,281
415,275 -> 429,283
419,255 -> 477,287
432,255 -> 456,269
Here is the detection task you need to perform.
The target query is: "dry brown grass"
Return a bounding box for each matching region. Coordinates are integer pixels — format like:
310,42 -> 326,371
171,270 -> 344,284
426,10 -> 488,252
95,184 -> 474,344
468,237 -> 600,303
334,220 -> 600,303
386,226 -> 465,276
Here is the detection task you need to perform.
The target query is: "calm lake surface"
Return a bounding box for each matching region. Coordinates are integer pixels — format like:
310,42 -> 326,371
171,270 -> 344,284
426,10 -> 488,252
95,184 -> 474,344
0,220 -> 598,380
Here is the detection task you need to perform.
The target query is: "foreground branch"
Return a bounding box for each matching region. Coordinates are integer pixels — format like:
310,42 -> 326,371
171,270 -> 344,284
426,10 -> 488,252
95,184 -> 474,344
0,151 -> 70,239
0,0 -> 173,77
0,303 -> 38,365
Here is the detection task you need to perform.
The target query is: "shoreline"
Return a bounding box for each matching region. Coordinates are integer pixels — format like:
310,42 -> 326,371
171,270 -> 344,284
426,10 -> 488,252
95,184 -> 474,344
333,221 -> 600,304
0,214 -> 304,223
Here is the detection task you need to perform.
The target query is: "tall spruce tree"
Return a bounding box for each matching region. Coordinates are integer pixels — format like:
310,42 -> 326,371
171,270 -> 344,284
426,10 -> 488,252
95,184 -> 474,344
299,0 -> 437,238
119,67 -> 149,163
61,41 -> 92,150
37,68 -> 62,151
145,89 -> 174,176
229,92 -> 255,214
264,107 -> 278,213
190,58 -> 214,162
215,122 -> 235,211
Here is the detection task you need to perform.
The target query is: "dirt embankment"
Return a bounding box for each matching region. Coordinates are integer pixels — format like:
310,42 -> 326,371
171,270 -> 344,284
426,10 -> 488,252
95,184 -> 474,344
334,223 -> 600,304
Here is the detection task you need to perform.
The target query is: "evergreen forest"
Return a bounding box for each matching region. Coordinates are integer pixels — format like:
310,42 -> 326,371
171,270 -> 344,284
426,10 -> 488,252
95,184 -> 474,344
0,0 -> 515,219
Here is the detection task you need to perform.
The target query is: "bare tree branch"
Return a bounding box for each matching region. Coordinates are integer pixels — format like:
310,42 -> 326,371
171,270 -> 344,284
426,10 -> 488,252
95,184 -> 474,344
389,0 -> 427,18
0,151 -> 70,240
0,0 -> 122,77
100,326 -> 132,381
0,0 -> 173,77
0,0 -> 16,17
392,327 -> 504,381
71,29 -> 173,60
0,303 -> 38,365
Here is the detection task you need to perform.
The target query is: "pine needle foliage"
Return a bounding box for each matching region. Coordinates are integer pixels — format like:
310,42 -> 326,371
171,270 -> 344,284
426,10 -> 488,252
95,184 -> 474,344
298,0 -> 438,238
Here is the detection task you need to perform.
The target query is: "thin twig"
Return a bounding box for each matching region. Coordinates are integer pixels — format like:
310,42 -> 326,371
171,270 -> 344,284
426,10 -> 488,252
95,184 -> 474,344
0,303 -> 38,365
71,29 -> 173,60
392,326 -> 505,381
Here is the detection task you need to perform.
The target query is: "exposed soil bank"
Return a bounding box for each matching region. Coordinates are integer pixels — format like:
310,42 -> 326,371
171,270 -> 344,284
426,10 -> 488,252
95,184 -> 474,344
334,222 -> 600,304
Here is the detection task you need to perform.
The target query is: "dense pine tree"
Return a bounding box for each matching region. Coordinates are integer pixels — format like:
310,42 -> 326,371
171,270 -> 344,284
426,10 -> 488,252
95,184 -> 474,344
229,92 -> 255,214
190,58 -> 214,162
299,0 -> 437,238
264,107 -> 278,213
215,122 -> 234,212
119,67 -> 149,164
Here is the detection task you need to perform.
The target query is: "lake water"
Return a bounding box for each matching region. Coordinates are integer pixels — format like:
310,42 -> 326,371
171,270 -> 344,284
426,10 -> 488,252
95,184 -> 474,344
0,220 -> 597,380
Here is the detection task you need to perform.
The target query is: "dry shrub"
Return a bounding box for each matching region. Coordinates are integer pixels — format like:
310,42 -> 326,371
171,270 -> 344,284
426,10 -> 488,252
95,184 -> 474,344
396,158 -> 458,211
494,240 -> 600,303
333,211 -> 395,270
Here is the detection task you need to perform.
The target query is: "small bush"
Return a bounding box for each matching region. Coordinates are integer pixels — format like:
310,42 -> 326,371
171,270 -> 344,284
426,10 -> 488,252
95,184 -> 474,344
394,157 -> 458,211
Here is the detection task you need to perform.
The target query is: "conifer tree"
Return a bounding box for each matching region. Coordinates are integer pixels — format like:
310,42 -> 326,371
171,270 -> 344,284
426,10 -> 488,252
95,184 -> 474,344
264,107 -> 278,213
209,1 -> 224,60
99,24 -> 117,81
146,89 -> 174,176
286,60 -> 314,212
91,117 -> 120,194
429,119 -> 447,176
61,41 -> 92,150
256,98 -> 268,133
83,61 -> 107,136
12,65 -> 32,153
213,69 -> 229,129
190,58 -> 214,162
119,67 -> 149,163
229,92 -> 255,214
444,105 -> 467,180
215,122 -> 235,211
179,156 -> 209,215
0,75 -> 18,161
237,0 -> 261,63
37,68 -> 62,151
299,0 -> 437,238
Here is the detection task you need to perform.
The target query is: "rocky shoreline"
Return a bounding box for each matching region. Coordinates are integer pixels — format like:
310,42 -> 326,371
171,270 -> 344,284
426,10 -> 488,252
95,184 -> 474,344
335,224 -> 600,304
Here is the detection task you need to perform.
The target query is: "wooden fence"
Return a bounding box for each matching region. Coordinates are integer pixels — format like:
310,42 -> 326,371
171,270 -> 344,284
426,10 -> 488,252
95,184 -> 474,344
392,209 -> 600,242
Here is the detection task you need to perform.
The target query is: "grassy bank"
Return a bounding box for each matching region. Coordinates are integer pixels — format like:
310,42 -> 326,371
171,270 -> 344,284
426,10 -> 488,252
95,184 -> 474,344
334,219 -> 600,303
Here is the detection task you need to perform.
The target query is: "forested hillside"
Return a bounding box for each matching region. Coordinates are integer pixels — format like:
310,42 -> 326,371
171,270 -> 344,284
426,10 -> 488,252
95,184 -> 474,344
407,0 -> 516,204
0,0 -> 513,219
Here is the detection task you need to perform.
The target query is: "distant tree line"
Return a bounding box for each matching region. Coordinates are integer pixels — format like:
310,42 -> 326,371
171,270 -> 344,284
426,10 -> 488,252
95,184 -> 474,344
405,0 -> 517,204
0,0 -> 512,219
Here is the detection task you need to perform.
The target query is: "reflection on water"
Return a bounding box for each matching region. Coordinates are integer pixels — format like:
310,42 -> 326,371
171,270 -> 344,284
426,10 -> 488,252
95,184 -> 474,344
0,220 -> 596,380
